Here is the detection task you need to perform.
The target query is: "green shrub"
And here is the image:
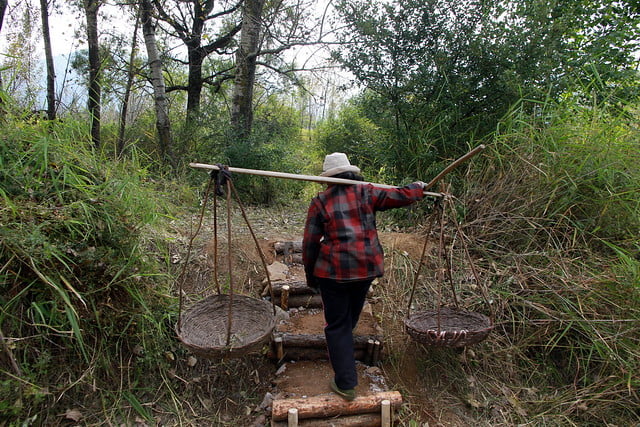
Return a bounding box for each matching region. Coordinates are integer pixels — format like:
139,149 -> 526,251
0,117 -> 174,423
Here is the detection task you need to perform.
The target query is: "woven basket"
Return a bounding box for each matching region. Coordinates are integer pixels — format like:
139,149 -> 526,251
176,294 -> 276,358
404,307 -> 492,347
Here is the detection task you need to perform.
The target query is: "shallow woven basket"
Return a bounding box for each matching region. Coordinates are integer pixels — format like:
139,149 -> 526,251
404,307 -> 493,347
176,294 -> 276,358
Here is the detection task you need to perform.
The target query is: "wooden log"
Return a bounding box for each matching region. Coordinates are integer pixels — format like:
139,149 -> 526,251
263,280 -> 315,297
278,333 -> 381,349
271,391 -> 402,421
268,347 -> 366,362
275,241 -> 303,253
271,413 -> 382,427
286,294 -> 323,308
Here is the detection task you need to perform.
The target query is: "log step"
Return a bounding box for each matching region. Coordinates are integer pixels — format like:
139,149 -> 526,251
271,391 -> 402,422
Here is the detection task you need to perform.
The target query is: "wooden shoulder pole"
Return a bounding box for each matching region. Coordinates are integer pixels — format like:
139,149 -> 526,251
189,162 -> 444,198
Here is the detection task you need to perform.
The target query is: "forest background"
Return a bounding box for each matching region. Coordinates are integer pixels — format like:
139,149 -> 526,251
0,0 -> 639,425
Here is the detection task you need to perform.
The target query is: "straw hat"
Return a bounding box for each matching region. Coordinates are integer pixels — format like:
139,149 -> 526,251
320,152 -> 361,177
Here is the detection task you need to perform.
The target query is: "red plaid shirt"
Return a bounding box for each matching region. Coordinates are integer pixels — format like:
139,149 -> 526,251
303,182 -> 424,284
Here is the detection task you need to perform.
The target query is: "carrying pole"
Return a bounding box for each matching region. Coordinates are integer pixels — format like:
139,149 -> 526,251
189,163 -> 444,198
189,144 -> 485,198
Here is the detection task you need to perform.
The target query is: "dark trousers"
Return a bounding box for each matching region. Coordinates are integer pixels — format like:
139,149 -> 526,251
318,277 -> 373,390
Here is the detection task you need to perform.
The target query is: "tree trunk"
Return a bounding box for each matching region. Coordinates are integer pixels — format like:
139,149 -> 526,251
0,0 -> 7,107
141,0 -> 175,168
185,43 -> 204,124
39,0 -> 56,121
84,0 -> 101,148
117,9 -> 140,157
230,0 -> 266,138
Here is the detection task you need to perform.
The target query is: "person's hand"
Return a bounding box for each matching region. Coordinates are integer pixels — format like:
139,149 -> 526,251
415,181 -> 427,189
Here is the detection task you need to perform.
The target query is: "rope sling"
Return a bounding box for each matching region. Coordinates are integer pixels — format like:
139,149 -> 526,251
175,166 -> 278,358
404,184 -> 493,347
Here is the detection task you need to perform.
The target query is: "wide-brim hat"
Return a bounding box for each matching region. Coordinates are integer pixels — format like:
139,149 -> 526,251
320,152 -> 361,177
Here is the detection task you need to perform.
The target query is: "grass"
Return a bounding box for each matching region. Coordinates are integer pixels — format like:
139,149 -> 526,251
0,117 -> 179,424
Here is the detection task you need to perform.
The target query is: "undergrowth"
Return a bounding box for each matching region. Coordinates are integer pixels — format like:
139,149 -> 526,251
0,118 -> 178,424
457,97 -> 640,424
376,96 -> 639,426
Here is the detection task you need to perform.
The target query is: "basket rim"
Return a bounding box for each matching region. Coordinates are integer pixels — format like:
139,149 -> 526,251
404,307 -> 493,332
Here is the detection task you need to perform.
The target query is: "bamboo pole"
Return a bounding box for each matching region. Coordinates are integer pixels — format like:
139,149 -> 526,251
189,163 -> 444,198
423,144 -> 486,190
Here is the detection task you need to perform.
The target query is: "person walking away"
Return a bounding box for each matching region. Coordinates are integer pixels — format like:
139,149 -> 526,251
302,152 -> 425,401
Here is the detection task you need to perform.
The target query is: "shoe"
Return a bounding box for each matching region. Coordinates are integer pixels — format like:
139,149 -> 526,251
330,379 -> 356,401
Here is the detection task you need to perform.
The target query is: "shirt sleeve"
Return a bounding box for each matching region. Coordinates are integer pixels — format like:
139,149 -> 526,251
370,182 -> 424,211
302,198 -> 324,286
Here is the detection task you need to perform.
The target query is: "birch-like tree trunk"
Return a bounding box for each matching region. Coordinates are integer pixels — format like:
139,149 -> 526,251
39,0 -> 56,120
84,0 -> 101,148
231,0 -> 266,138
0,0 -> 7,102
141,0 -> 175,167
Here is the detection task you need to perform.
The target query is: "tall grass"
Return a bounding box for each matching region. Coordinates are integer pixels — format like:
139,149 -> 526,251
459,96 -> 640,424
0,116 -> 176,423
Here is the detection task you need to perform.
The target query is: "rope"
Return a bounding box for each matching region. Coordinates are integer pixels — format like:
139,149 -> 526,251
177,172 -> 216,331
405,202 -> 440,320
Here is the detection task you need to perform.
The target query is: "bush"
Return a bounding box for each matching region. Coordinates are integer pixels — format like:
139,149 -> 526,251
0,117 -> 174,423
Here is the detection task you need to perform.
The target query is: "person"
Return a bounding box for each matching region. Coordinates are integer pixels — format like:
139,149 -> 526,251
302,152 -> 426,401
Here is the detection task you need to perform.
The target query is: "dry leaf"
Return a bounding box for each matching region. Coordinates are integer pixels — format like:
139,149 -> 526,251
65,408 -> 83,422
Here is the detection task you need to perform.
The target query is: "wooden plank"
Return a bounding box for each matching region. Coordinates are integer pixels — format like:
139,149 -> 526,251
271,391 -> 402,421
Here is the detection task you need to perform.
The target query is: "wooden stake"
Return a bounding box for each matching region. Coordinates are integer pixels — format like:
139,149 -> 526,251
366,339 -> 375,365
381,399 -> 391,427
275,336 -> 284,360
371,340 -> 381,365
281,285 -> 290,310
288,408 -> 299,427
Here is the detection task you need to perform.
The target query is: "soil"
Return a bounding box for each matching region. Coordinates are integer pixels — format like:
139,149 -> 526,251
272,360 -> 389,399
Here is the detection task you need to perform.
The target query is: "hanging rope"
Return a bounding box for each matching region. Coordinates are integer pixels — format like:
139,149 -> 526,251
405,200 -> 441,320
443,194 -> 494,324
177,172 -> 216,331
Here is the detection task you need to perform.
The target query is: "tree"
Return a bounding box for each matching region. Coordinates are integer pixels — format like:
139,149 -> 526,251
151,0 -> 241,123
230,0 -> 265,138
84,0 -> 101,148
331,0 -> 640,174
39,0 -> 56,120
0,0 -> 8,100
141,0 -> 175,167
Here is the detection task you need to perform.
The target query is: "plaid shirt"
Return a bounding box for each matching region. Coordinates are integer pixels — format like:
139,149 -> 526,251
303,182 -> 424,284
